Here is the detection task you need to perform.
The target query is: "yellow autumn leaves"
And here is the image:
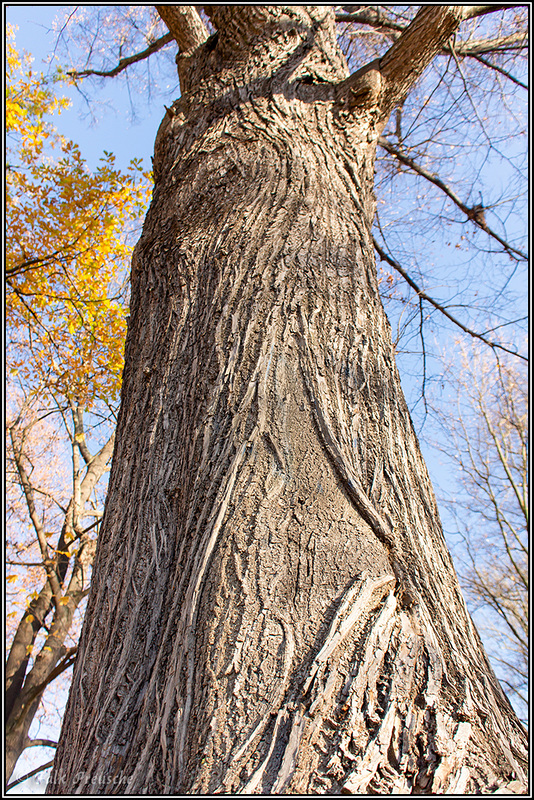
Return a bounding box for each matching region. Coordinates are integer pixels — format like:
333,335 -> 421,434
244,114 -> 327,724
6,25 -> 152,407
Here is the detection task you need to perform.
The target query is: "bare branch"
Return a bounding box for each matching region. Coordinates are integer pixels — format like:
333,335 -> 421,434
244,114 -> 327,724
378,137 -> 528,261
450,32 -> 528,56
8,632 -> 79,734
20,647 -> 78,711
25,739 -> 58,749
372,237 -> 527,363
72,404 -> 93,465
336,9 -> 528,60
9,427 -> 62,598
336,8 -> 405,32
6,760 -> 55,791
70,408 -> 82,537
6,226 -> 95,276
67,32 -> 174,80
498,678 -> 527,706
462,5 -> 526,21
6,422 -> 113,732
470,575 -> 527,645
30,484 -> 68,514
418,297 -> 429,415
5,582 -> 54,721
469,53 -> 527,89
478,403 -> 528,522
79,433 -> 115,508
336,5 -> 521,26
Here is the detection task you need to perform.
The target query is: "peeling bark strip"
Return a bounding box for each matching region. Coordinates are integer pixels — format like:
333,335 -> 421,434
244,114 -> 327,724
48,6 -> 527,795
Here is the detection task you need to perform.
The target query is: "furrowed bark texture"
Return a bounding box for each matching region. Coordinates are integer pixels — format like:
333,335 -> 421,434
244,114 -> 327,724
49,7 -> 527,795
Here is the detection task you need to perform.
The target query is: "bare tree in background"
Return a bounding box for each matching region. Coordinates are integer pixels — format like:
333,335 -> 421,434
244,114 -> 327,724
6,393 -> 115,785
432,343 -> 528,724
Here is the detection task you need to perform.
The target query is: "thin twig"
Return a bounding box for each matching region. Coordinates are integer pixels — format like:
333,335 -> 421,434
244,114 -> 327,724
449,38 -> 495,146
67,32 -> 174,80
418,297 -> 429,416
25,739 -> 58,749
372,237 -> 527,362
377,137 -> 528,261
469,53 -> 528,89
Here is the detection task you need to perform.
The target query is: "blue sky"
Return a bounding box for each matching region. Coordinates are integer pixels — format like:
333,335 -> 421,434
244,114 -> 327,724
7,4 -> 163,172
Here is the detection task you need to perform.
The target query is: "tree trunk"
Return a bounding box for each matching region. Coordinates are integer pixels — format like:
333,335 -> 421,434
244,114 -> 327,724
48,7 -> 527,795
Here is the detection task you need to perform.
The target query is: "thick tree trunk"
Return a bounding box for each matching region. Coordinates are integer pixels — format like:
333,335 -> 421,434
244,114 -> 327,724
48,7 -> 527,795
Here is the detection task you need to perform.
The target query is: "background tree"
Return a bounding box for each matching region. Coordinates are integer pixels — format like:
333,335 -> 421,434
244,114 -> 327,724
46,6 -> 527,795
431,342 -> 528,725
5,28 -> 151,787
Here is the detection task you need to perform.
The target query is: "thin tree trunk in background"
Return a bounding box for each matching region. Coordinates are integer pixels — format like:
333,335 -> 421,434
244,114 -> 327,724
48,7 -> 527,794
5,432 -> 113,785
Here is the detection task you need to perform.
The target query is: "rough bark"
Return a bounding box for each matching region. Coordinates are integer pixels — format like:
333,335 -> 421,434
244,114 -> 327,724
48,6 -> 527,795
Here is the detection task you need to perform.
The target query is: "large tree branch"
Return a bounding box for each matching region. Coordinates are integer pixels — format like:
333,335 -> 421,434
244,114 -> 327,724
5,583 -> 53,721
13,648 -> 78,718
155,5 -> 209,52
6,431 -> 113,726
334,7 -> 471,118
377,137 -> 528,261
7,546 -> 90,735
378,6 -> 470,111
372,237 -> 527,363
337,8 -> 527,59
6,494 -> 96,743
